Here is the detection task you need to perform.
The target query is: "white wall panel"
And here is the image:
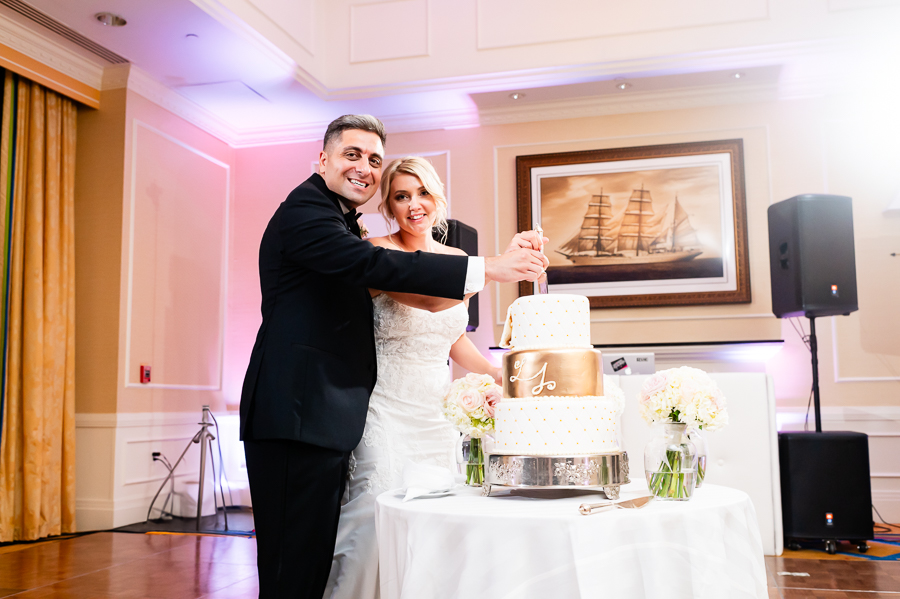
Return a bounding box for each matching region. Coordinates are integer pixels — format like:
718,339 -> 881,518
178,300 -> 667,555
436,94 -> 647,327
350,0 -> 428,63
126,121 -> 230,390
248,0 -> 316,55
477,0 -> 768,50
829,0 -> 900,10
824,114 -> 900,383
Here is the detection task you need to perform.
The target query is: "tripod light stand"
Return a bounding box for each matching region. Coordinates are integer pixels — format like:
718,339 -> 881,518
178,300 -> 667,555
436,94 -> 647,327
146,405 -> 230,531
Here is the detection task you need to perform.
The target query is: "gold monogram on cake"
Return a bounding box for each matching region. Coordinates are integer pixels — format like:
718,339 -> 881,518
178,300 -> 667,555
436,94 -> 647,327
502,348 -> 604,399
508,360 -> 556,396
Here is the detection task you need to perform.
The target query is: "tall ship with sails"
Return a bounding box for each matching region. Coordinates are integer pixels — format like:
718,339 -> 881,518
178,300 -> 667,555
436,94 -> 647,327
555,185 -> 703,266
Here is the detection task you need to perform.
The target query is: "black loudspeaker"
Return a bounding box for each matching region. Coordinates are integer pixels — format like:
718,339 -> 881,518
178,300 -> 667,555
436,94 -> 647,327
767,194 -> 858,318
779,431 -> 873,553
434,219 -> 479,331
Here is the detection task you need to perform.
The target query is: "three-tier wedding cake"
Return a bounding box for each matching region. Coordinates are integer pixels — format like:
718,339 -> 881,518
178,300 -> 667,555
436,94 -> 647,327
492,294 -> 624,455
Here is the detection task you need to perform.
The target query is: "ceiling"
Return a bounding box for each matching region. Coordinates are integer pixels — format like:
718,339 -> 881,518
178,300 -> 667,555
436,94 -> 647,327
4,0 -> 896,145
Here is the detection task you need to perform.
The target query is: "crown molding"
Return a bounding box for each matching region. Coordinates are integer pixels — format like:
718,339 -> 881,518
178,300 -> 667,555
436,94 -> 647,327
125,65 -> 306,149
125,65 -> 325,149
189,0 -> 308,72
382,107 -> 479,134
123,67 -> 833,150
187,0 -> 855,102
126,66 -> 241,145
294,38 -> 847,101
0,8 -> 104,89
223,108 -> 481,148
224,81 -> 786,147
187,0 -> 326,98
225,123 -> 323,148
101,63 -> 130,90
477,82 -> 781,127
119,41 -> 836,149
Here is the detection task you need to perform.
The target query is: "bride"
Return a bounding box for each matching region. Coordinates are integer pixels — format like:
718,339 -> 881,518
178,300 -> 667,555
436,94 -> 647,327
324,157 -> 534,599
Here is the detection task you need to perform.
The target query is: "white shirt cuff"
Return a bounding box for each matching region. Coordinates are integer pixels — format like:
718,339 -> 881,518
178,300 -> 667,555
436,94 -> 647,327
464,257 -> 485,294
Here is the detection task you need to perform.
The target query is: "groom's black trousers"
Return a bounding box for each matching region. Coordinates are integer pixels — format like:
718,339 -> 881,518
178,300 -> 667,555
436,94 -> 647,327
244,439 -> 350,599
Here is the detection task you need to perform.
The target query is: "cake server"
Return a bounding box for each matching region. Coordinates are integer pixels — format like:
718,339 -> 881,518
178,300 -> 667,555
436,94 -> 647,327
579,495 -> 653,515
534,224 -> 549,295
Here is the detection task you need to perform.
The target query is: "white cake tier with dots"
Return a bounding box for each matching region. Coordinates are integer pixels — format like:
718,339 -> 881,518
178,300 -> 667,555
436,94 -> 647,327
500,294 -> 591,350
492,396 -> 621,455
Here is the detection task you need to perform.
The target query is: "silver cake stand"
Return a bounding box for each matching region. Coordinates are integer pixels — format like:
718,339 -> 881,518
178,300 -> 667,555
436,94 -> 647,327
483,451 -> 630,498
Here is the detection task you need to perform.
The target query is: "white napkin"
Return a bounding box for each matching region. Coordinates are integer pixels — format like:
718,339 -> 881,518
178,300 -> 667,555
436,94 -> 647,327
401,461 -> 455,502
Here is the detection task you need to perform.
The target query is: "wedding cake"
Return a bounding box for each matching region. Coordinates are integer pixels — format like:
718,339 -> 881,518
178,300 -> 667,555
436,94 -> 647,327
492,294 -> 624,456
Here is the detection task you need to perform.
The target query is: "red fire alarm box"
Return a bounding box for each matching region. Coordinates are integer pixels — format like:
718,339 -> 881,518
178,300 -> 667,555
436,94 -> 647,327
140,365 -> 151,384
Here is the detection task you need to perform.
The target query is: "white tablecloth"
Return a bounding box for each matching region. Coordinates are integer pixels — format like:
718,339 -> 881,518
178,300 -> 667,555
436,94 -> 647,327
375,482 -> 767,599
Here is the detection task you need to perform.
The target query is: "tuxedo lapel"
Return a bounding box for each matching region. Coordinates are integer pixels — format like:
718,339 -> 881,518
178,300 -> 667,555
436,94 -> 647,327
310,173 -> 362,238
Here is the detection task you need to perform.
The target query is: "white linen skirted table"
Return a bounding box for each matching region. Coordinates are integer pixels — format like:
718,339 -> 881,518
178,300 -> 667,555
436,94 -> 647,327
375,482 -> 768,599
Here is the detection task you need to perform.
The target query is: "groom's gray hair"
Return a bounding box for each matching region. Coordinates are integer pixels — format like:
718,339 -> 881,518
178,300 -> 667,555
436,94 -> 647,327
323,115 -> 387,152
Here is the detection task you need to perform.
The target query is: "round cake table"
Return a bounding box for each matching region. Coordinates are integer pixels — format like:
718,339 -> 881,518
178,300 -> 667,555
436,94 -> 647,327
375,482 -> 767,599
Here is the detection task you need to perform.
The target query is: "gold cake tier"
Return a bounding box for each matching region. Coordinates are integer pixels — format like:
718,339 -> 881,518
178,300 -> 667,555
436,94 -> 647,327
502,348 -> 604,398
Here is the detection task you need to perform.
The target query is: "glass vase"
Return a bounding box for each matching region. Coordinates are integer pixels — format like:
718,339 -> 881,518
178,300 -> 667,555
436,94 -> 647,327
456,434 -> 485,486
687,426 -> 708,488
644,421 -> 698,501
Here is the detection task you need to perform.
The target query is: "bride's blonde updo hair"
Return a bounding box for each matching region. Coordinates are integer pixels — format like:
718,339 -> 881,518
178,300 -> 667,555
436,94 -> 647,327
378,156 -> 449,241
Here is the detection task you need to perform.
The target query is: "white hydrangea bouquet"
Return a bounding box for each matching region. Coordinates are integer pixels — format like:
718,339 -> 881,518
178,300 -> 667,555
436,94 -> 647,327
638,366 -> 729,431
638,367 -> 728,499
441,373 -> 501,485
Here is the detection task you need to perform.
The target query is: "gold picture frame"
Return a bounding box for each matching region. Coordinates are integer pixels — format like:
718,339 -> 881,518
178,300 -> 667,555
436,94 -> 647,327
516,139 -> 751,308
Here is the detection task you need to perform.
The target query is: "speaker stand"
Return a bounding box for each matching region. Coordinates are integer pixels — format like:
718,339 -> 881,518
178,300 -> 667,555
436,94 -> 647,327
808,315 -> 822,432
783,317 -> 873,555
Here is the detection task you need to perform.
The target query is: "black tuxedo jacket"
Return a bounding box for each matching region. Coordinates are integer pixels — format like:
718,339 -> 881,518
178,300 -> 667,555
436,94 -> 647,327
240,173 -> 469,452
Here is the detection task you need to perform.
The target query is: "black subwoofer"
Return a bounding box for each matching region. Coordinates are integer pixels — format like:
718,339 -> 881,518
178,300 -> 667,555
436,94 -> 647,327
434,219 -> 479,331
767,194 -> 858,318
779,431 -> 873,553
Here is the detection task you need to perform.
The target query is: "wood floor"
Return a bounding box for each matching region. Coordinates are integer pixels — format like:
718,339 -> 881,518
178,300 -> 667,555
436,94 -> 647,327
0,533 -> 258,598
1,532 -> 899,598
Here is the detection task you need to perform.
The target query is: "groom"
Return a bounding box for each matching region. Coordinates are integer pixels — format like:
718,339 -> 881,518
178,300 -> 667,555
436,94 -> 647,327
240,114 -> 547,598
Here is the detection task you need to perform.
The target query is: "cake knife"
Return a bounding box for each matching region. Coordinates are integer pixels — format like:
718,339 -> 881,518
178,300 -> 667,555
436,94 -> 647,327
534,224 -> 549,295
579,495 -> 653,515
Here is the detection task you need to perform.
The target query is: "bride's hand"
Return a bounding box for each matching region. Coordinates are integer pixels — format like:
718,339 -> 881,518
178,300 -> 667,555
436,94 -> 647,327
492,367 -> 502,386
504,230 -> 547,254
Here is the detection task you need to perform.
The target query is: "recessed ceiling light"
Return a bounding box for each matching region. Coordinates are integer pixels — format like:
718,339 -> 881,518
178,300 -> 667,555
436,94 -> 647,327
509,92 -> 525,100
95,12 -> 126,27
733,72 -> 744,79
615,80 -> 632,90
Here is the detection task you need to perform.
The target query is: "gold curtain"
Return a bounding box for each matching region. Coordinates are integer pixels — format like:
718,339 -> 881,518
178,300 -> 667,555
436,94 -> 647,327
0,70 -> 76,541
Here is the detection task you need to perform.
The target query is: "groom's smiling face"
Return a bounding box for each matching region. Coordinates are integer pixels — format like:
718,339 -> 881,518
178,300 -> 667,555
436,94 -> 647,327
318,129 -> 384,208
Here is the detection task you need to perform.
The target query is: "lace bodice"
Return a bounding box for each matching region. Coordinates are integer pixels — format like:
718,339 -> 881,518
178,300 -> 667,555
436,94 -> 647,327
373,293 -> 469,362
356,294 -> 469,493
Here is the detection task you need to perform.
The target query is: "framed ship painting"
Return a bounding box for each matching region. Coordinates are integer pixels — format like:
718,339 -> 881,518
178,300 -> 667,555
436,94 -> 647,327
515,139 -> 750,308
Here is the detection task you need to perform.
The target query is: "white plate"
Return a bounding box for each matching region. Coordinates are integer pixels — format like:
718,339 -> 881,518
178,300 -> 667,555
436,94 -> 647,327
401,488 -> 455,502
422,489 -> 452,498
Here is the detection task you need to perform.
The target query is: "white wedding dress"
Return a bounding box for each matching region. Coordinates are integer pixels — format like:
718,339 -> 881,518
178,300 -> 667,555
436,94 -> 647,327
324,293 -> 469,599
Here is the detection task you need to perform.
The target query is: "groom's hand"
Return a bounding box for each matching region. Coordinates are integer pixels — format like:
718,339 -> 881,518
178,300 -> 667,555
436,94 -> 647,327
484,249 -> 549,284
504,230 -> 547,253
